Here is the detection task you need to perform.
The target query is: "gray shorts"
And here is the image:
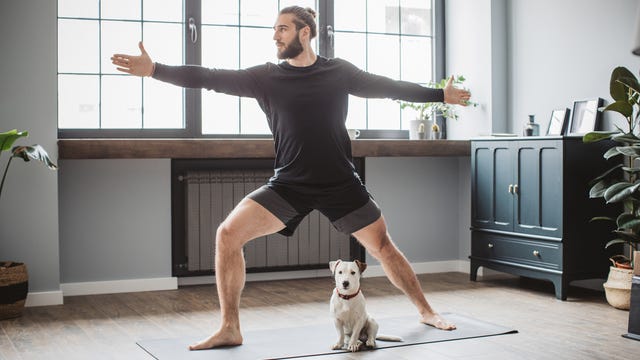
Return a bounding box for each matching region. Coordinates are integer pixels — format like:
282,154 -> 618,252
247,182 -> 382,237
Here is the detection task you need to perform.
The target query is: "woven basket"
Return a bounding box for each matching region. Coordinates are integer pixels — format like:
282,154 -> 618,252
603,266 -> 632,310
0,262 -> 28,320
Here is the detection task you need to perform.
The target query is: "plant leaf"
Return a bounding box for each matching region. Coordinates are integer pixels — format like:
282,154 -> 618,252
11,145 -> 57,170
605,239 -> 629,248
613,132 -> 640,144
604,181 -> 640,203
590,164 -> 623,186
0,129 -> 28,152
590,180 -> 609,198
590,216 -> 615,222
615,145 -> 640,157
583,131 -> 617,143
610,66 -> 637,101
617,76 -> 640,95
611,230 -> 640,243
604,101 -> 633,119
604,147 -> 624,160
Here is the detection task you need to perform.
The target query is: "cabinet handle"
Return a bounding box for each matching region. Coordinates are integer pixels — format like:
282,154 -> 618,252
508,184 -> 513,194
533,250 -> 540,257
488,243 -> 494,249
513,184 -> 519,194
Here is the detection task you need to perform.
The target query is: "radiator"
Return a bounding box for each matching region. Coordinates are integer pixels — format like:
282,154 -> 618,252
185,170 -> 351,272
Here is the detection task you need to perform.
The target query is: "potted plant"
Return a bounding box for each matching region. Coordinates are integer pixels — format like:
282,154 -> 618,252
399,75 -> 476,140
0,129 -> 57,319
583,66 -> 640,310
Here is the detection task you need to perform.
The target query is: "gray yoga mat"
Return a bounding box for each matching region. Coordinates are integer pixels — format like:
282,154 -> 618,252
137,313 -> 517,360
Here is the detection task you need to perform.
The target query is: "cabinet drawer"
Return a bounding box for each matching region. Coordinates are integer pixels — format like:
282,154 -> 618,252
472,231 -> 562,271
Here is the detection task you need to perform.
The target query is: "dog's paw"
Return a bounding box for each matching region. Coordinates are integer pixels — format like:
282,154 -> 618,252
365,339 -> 376,348
347,340 -> 363,352
331,343 -> 344,350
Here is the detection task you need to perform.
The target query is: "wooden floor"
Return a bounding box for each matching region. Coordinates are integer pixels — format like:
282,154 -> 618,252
0,272 -> 637,359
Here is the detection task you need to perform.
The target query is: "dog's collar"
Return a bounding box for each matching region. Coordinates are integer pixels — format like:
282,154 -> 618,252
336,287 -> 360,300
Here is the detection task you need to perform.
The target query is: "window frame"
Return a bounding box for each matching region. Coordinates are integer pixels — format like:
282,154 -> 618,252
58,0 -> 444,139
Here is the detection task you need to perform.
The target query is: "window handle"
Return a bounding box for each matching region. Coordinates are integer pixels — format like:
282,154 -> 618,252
326,25 -> 334,49
188,17 -> 198,44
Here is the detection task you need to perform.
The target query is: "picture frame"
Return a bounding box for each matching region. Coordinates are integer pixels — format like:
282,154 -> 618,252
566,98 -> 604,135
547,108 -> 570,136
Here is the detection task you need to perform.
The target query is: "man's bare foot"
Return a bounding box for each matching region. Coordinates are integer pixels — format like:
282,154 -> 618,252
188,326 -> 243,350
421,312 -> 456,330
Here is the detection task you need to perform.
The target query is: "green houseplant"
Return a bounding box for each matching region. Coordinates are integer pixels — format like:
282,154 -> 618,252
0,129 -> 57,319
583,66 -> 640,309
399,75 -> 476,139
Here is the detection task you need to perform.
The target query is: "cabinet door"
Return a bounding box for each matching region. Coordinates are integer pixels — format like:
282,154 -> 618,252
514,140 -> 562,238
471,141 -> 514,232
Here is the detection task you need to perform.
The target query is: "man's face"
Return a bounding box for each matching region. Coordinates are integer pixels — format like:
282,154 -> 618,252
273,14 -> 305,60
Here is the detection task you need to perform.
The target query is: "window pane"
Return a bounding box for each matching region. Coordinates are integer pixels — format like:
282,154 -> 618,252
240,0 -> 278,27
202,0 -> 239,25
58,19 -> 100,73
202,93 -> 239,134
334,32 -> 366,69
345,96 -> 366,130
202,26 -> 239,69
368,0 -> 399,34
241,99 -> 270,134
143,22 -> 183,66
101,76 -> 142,128
279,0 -> 317,10
334,0 -> 365,32
240,27 -> 277,68
400,0 -> 431,36
401,36 -> 431,83
101,0 -> 141,20
58,75 -> 100,129
367,34 -> 399,79
58,0 -> 99,18
143,78 -> 183,128
368,99 -> 399,129
101,21 -> 142,75
143,0 -> 182,22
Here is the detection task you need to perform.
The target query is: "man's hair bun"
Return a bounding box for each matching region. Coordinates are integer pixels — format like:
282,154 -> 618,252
305,8 -> 316,19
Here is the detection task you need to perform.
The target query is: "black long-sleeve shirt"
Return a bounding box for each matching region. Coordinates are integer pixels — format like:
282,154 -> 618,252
153,56 -> 444,187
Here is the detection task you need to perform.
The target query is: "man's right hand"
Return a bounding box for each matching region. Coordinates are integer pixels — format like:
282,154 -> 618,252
111,41 -> 155,77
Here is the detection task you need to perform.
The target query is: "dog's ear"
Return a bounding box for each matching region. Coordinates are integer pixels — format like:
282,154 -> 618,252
329,259 -> 342,274
355,259 -> 367,274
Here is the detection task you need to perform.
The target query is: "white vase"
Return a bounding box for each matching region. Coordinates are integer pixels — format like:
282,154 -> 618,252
408,119 -> 431,140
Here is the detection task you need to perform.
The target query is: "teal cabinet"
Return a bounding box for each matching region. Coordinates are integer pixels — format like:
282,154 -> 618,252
470,137 -> 617,300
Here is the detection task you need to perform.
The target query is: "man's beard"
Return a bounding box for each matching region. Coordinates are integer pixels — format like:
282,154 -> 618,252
277,32 -> 304,59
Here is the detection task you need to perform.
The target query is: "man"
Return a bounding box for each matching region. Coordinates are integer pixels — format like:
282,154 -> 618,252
112,6 -> 471,350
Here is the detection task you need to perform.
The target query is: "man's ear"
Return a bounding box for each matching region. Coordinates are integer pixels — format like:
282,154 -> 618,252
355,260 -> 367,274
329,259 -> 342,274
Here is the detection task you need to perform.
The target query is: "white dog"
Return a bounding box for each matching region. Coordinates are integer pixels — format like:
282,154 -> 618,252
329,259 -> 402,352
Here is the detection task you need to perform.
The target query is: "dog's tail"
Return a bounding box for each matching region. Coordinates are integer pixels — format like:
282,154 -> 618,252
376,334 -> 403,342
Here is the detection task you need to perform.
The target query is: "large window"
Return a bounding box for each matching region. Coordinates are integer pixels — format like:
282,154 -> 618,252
57,0 -> 442,138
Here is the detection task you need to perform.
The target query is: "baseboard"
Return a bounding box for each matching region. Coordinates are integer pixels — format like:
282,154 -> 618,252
25,290 -> 64,307
61,277 -> 178,297
179,260 -> 472,286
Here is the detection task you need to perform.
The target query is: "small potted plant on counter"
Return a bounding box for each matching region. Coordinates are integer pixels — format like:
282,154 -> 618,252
0,129 -> 57,319
399,75 -> 476,140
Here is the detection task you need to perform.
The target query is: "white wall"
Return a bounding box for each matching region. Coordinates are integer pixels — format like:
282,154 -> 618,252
508,0 -> 639,133
0,1 -> 61,303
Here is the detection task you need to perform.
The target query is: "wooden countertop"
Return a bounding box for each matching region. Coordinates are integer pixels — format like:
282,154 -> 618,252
57,139 -> 470,159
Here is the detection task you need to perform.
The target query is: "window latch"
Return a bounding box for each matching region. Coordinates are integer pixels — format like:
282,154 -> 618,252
188,17 -> 198,44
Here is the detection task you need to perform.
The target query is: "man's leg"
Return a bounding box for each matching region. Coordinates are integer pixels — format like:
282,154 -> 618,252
189,197 -> 286,350
352,215 -> 456,330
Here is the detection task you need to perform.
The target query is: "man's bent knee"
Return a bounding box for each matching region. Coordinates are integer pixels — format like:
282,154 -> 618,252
215,222 -> 245,253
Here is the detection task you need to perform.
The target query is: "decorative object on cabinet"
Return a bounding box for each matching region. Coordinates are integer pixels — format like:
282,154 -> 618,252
0,129 -> 57,319
399,75 -> 477,140
567,98 -> 604,135
582,66 -> 640,309
547,108 -> 570,136
470,137 -> 617,300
